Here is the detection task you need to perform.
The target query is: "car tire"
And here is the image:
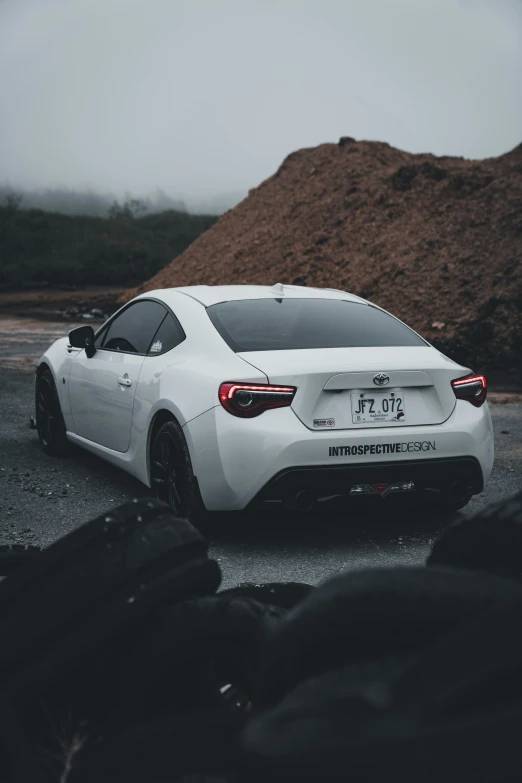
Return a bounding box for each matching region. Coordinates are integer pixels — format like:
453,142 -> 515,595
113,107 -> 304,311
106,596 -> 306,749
113,594 -> 286,724
67,710 -> 246,783
35,368 -> 68,455
254,565 -> 522,710
427,491 -> 522,583
0,499 -> 221,702
150,420 -> 209,529
219,582 -> 314,611
0,543 -> 42,576
242,598 -> 522,783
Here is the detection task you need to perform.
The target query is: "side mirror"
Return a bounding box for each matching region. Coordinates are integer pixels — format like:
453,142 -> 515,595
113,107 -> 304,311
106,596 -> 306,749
68,325 -> 96,358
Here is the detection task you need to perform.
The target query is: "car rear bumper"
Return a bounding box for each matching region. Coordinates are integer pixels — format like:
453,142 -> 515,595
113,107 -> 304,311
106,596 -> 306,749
183,400 -> 494,511
246,456 -> 483,510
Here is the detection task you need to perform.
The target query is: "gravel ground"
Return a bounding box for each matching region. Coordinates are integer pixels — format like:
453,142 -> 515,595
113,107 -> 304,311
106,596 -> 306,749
0,315 -> 521,588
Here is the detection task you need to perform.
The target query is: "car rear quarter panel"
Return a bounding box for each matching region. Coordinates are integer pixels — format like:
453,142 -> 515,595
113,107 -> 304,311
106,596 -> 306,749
129,291 -> 270,484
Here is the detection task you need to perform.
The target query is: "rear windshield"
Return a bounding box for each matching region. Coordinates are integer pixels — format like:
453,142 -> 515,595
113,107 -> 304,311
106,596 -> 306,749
206,298 -> 427,352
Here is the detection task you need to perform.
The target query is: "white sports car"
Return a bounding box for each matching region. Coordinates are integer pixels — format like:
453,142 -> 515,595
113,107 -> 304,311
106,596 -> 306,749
35,284 -> 493,521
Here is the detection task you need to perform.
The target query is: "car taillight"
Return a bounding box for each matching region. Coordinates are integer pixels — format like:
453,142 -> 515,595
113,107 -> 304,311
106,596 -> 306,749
219,382 -> 296,418
451,374 -> 487,407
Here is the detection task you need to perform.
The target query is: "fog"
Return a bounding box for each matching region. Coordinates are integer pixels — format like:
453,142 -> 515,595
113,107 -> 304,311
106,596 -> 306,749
1,0 -> 521,213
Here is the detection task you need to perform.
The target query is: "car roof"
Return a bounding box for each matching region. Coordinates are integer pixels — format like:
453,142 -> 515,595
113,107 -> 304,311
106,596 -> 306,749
146,284 -> 368,308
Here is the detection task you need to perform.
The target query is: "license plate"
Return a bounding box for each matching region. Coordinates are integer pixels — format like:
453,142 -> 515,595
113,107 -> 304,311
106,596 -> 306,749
351,391 -> 406,423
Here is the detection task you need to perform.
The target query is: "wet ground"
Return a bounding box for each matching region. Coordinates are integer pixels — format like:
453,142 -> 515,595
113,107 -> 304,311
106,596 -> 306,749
0,315 -> 521,588
0,286 -> 124,320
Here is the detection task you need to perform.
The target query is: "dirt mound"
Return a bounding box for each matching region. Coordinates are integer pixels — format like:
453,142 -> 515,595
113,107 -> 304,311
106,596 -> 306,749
125,139 -> 522,378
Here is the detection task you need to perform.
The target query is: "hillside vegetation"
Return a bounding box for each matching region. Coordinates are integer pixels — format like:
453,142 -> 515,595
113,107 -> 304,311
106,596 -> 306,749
0,203 -> 217,288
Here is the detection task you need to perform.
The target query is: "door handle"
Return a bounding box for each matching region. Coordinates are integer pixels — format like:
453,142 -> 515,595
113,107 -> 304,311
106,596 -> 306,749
117,376 -> 132,387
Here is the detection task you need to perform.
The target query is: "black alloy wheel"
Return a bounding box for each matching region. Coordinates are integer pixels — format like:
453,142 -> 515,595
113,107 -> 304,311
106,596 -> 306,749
35,369 -> 68,455
149,420 -> 209,529
151,429 -> 188,516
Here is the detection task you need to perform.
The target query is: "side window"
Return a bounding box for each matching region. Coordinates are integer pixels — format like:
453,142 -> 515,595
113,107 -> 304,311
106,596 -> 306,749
147,313 -> 185,356
101,301 -> 167,355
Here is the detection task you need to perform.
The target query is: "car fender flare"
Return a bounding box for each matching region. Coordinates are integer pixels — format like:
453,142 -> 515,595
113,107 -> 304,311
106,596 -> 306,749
35,360 -> 51,376
146,401 -> 198,479
36,337 -> 76,425
146,402 -> 218,487
146,403 -> 181,484
36,359 -> 60,389
35,359 -> 68,423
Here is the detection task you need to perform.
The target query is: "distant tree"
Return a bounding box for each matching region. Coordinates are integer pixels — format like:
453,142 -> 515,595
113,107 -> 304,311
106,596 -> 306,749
108,200 -> 131,221
153,187 -> 187,213
108,198 -> 148,220
126,198 -> 148,217
4,191 -> 23,212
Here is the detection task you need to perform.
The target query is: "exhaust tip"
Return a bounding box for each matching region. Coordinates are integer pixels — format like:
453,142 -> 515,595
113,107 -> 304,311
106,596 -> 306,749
449,480 -> 468,502
285,489 -> 316,513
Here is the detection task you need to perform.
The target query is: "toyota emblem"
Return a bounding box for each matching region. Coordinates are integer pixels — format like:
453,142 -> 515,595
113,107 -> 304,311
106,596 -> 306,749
373,373 -> 390,386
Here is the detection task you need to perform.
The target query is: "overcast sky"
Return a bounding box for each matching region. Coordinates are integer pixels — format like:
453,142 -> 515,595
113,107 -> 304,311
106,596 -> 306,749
1,0 -> 521,210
